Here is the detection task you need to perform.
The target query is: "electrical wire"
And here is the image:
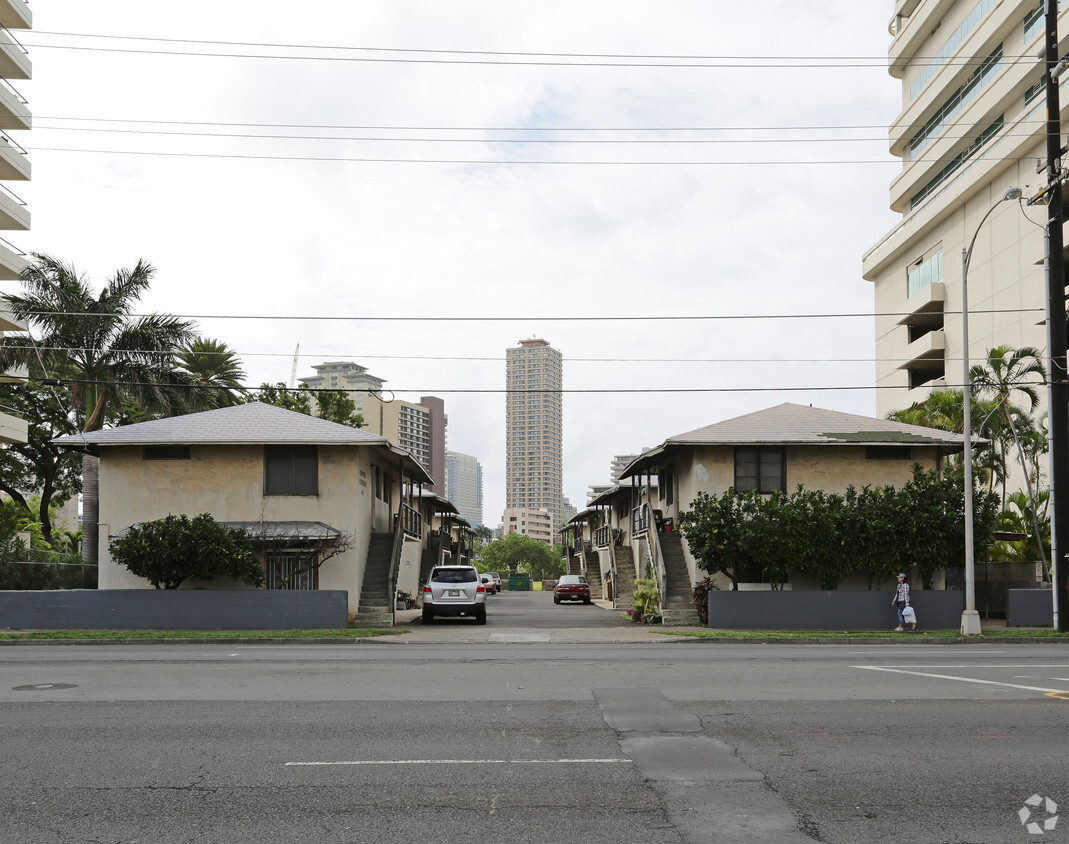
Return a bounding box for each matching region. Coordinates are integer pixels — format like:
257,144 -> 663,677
17,307 -> 1043,322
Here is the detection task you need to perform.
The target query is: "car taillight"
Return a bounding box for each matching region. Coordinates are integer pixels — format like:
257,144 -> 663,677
423,585 -> 432,593
477,584 -> 485,593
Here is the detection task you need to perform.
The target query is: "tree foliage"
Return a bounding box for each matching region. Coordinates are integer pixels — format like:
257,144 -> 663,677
248,383 -> 364,428
0,380 -> 82,546
479,533 -> 563,580
108,513 -> 263,589
0,253 -> 195,432
677,465 -> 998,590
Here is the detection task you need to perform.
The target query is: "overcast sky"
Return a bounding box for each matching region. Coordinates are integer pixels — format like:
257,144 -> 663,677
15,1 -> 901,526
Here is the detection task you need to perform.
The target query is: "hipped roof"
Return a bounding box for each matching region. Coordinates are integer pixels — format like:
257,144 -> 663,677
621,402 -> 967,478
53,402 -> 433,483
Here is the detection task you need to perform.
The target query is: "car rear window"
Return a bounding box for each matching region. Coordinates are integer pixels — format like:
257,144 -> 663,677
432,568 -> 478,583
558,575 -> 587,585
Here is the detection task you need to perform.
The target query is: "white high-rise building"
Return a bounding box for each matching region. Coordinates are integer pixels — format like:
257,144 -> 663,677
863,2 -> 1058,418
445,450 -> 483,527
505,338 -> 563,527
0,0 -> 32,445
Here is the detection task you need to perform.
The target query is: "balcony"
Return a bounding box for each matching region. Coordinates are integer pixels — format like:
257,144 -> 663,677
0,132 -> 29,180
0,408 -> 26,443
897,281 -> 945,326
899,328 -> 946,370
0,0 -> 31,30
0,183 -> 30,229
0,28 -> 30,80
0,236 -> 23,279
0,78 -> 29,131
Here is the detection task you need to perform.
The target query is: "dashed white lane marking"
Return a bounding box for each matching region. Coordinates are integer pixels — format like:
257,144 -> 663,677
285,758 -> 630,767
855,665 -> 1069,694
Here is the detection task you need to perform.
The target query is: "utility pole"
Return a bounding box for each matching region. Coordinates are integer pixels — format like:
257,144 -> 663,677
1045,0 -> 1069,631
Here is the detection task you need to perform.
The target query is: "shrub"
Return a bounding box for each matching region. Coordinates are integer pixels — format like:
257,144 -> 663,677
109,513 -> 263,589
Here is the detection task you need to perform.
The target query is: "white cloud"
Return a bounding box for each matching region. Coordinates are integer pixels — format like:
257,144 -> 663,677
13,0 -> 899,524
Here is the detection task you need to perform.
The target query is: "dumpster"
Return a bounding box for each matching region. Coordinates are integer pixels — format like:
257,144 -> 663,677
508,573 -> 532,591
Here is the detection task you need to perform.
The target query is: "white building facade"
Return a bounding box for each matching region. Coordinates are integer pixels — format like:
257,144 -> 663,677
864,1 -> 1060,417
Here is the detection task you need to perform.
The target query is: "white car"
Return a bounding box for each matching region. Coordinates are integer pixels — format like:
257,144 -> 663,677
422,565 -> 487,624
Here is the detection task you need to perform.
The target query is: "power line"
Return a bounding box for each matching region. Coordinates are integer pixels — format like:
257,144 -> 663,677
25,145 -> 906,165
21,31 -> 1030,69
18,307 -> 1042,322
0,344 -> 1045,366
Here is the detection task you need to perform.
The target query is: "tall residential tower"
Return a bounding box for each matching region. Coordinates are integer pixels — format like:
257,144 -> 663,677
863,2 -> 1058,416
505,338 -> 563,527
444,450 -> 484,527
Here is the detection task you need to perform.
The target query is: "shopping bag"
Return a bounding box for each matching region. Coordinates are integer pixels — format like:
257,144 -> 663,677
902,606 -> 917,625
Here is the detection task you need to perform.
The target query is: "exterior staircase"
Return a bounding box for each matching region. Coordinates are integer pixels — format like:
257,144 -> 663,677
659,531 -> 701,626
583,550 -> 603,599
613,546 -> 636,609
566,548 -> 583,576
351,532 -> 395,627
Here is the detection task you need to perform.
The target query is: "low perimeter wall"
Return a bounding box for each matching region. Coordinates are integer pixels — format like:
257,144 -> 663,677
1007,589 -> 1055,627
0,589 -> 349,630
707,589 -> 964,631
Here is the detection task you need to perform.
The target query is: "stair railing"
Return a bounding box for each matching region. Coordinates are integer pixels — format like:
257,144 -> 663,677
633,501 -> 667,620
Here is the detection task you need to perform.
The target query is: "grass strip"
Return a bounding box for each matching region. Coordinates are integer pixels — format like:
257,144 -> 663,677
659,628 -> 1069,640
0,628 -> 406,640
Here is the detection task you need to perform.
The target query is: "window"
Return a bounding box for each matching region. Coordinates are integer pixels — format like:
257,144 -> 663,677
264,445 -> 318,496
906,249 -> 943,298
143,445 -> 190,461
734,447 -> 786,493
266,552 -> 317,589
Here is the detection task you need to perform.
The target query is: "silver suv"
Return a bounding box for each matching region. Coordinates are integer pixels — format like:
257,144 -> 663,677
422,564 -> 487,625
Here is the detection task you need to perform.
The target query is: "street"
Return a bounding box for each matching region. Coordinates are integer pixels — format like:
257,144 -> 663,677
1,590 -> 1067,843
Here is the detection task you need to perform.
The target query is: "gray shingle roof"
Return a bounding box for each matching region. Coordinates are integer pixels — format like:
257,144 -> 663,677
52,402 -> 391,447
666,403 -> 966,446
620,402 -> 967,478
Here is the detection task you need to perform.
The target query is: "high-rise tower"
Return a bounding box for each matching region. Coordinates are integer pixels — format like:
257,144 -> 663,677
505,338 -> 563,528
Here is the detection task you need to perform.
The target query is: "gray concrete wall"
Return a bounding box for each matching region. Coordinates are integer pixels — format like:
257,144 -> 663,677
0,589 -> 349,630
1006,589 -> 1055,627
707,589 -> 964,631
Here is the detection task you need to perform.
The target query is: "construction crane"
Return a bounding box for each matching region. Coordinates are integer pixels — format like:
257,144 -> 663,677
288,343 -> 299,389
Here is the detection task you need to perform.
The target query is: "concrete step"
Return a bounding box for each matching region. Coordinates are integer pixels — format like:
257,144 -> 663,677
349,612 -> 393,628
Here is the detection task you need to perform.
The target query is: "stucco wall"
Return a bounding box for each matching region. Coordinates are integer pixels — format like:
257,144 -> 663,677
96,443 -> 383,616
649,444 -> 947,590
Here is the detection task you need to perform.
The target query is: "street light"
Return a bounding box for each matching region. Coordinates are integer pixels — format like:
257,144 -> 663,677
961,185 -> 1023,635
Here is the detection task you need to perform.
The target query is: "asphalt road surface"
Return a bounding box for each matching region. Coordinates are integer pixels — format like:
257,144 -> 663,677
2,590 -> 1067,843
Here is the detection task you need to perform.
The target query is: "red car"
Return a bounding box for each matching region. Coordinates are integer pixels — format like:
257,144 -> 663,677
554,574 -> 592,604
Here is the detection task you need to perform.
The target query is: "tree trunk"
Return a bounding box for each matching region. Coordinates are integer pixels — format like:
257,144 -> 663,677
81,453 -> 99,565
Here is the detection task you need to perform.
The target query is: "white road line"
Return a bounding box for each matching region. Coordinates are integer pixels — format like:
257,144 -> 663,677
855,665 -> 1069,694
285,758 -> 630,767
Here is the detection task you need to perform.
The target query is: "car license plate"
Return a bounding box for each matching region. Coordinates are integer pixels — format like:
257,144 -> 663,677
448,589 -> 460,597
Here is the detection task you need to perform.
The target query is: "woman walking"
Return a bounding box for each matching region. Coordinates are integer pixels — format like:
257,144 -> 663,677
891,573 -> 911,632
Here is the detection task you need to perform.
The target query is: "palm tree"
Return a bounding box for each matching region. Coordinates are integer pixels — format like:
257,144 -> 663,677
174,337 -> 247,410
0,253 -> 195,431
969,345 -> 1048,576
0,253 -> 195,564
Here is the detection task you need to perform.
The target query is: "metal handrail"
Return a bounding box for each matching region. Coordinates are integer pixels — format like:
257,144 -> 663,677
1,26 -> 28,55
0,130 -> 26,155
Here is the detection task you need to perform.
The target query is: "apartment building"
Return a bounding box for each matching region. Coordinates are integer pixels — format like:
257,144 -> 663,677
0,0 -> 31,445
300,361 -> 385,396
444,450 -> 484,527
505,338 -> 563,528
500,506 -> 554,545
301,362 -> 447,492
863,0 -> 1061,417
